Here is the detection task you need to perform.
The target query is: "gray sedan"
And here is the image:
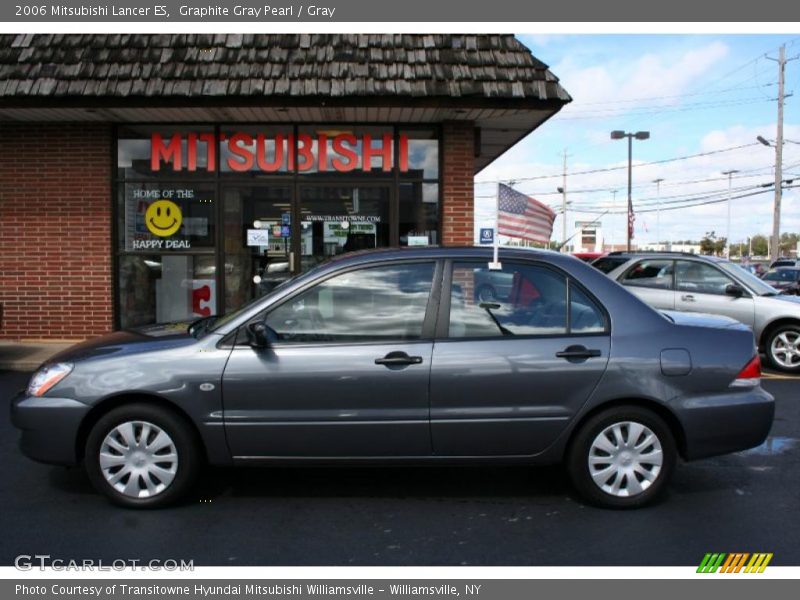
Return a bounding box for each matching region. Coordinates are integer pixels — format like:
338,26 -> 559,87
12,247 -> 773,509
595,252 -> 800,372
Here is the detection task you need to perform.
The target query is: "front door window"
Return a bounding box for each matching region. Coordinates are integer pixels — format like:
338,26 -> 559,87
264,262 -> 435,343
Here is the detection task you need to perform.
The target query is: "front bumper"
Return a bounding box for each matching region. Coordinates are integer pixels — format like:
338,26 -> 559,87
10,392 -> 91,466
675,386 -> 775,460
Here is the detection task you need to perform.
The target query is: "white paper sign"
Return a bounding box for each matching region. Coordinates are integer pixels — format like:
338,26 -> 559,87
407,235 -> 430,246
247,229 -> 270,246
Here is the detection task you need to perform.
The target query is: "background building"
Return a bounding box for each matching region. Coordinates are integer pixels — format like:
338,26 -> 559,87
0,34 -> 569,339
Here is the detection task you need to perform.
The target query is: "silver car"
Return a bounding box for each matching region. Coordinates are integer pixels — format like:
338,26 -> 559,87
595,252 -> 800,372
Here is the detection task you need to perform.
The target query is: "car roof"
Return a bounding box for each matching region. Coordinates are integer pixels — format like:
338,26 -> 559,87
325,245 -> 565,264
604,252 -> 724,263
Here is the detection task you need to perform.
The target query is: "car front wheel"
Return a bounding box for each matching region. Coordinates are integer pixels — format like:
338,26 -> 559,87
84,403 -> 201,508
566,406 -> 677,509
765,325 -> 800,373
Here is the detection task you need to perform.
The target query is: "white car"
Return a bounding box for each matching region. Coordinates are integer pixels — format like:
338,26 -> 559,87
595,252 -> 800,372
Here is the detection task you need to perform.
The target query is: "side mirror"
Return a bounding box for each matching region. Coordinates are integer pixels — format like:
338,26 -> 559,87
246,322 -> 274,349
725,283 -> 745,298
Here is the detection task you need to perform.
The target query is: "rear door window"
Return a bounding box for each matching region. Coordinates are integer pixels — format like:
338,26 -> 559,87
620,259 -> 674,289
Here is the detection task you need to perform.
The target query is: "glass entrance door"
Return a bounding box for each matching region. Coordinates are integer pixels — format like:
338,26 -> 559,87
298,185 -> 391,272
222,185 -> 293,313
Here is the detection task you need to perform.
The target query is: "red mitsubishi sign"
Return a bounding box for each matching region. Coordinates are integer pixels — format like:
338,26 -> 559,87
151,131 -> 410,173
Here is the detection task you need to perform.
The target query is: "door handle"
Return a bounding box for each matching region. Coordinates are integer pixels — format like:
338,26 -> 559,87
375,351 -> 423,367
555,345 -> 601,361
681,294 -> 695,302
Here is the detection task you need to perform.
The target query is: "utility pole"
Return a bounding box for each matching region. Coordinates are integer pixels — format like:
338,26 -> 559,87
722,170 -> 739,258
765,44 -> 797,262
653,178 -> 664,249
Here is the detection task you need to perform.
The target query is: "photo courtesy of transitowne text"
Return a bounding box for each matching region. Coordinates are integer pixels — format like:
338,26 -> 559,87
0,0 -> 799,597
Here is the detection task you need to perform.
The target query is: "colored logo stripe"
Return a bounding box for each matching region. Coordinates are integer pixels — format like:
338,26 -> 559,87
697,553 -> 772,573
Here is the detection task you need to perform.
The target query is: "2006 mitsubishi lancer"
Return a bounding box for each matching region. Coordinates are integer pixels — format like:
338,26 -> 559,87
11,247 -> 774,509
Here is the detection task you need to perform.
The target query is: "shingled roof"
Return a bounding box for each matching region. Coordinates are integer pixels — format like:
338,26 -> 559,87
0,34 -> 570,103
0,34 -> 570,172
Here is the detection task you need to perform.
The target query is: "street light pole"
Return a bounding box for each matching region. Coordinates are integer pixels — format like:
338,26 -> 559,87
722,170 -> 739,258
611,130 -> 650,252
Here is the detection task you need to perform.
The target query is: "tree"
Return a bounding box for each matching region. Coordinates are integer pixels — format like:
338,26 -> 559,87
700,231 -> 727,256
750,235 -> 769,257
780,232 -> 799,257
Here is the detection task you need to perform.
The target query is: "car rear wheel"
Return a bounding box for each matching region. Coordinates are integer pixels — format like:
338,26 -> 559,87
566,406 -> 676,509
84,404 -> 201,508
765,325 -> 800,373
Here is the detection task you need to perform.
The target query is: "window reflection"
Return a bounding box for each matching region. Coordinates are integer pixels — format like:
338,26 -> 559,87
265,263 -> 435,343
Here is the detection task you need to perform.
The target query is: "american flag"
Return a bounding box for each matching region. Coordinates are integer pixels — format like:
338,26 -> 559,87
497,183 -> 556,244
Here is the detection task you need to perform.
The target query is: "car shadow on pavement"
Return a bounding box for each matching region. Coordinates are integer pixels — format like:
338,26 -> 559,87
43,462 -> 577,505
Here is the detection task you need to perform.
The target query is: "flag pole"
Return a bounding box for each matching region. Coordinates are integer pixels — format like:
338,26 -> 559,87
490,183 -> 502,270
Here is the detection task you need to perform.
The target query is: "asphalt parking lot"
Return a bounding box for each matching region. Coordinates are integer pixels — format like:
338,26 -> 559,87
0,369 -> 797,567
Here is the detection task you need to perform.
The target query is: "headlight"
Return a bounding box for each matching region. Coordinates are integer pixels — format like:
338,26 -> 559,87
27,362 -> 73,397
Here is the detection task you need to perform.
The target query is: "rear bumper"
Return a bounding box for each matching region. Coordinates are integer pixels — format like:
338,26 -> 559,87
674,386 -> 775,460
10,392 -> 90,466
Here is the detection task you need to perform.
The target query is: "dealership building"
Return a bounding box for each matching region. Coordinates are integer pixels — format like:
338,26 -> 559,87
0,34 -> 569,339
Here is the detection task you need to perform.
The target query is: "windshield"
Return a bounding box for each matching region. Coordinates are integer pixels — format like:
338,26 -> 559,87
718,261 -> 779,295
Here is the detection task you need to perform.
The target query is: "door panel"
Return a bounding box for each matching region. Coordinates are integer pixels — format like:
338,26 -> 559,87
222,261 -> 438,458
223,342 -> 433,457
430,261 -> 610,456
430,336 -> 610,456
674,260 -> 756,328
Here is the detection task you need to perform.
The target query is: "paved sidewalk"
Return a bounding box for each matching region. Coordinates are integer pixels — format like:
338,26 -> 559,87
0,340 -> 78,371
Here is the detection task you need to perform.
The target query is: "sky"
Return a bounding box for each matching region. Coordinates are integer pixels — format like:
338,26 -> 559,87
475,34 -> 800,249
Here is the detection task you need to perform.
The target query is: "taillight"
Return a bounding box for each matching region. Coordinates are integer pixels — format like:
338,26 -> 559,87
730,355 -> 761,388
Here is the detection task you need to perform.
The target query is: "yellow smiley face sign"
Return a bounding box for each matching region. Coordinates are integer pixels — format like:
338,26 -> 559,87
145,200 -> 182,237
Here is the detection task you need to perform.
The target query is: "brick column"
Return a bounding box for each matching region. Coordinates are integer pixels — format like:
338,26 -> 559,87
0,123 -> 113,340
441,121 -> 475,246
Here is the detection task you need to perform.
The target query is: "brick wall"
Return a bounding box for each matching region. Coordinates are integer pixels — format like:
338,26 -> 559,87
0,123 -> 113,340
441,121 -> 475,246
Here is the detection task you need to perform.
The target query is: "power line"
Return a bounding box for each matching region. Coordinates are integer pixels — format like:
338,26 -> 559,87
556,97 -> 773,120
571,184 -> 799,215
571,82 -> 777,107
474,142 -> 760,185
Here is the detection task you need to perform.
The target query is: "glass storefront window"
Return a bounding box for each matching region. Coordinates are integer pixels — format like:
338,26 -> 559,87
116,124 -> 441,328
401,129 -> 439,180
220,126 -> 290,175
400,182 -> 439,247
297,125 -> 395,177
299,185 -> 391,271
117,125 -> 216,179
118,183 -> 216,252
222,186 -> 293,313
118,254 -> 217,329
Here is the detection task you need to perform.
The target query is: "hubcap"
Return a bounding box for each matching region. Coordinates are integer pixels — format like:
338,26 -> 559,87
99,421 -> 178,499
770,330 -> 800,368
588,421 -> 663,498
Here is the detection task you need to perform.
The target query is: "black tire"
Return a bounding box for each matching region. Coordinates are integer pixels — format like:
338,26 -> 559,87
84,403 -> 202,509
566,405 -> 677,509
764,324 -> 800,373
